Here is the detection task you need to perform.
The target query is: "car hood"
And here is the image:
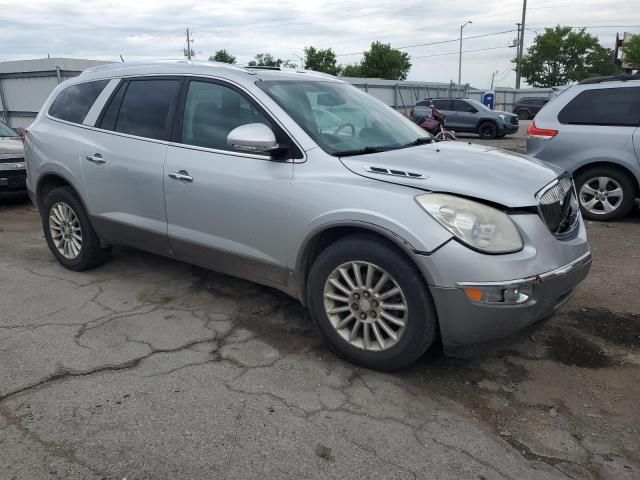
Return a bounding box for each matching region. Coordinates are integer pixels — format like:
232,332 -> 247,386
339,141 -> 563,208
0,137 -> 25,160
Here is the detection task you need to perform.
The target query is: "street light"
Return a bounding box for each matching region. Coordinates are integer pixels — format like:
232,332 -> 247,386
458,20 -> 472,85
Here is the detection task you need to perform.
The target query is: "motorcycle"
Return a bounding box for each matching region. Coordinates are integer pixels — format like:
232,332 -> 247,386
412,104 -> 456,141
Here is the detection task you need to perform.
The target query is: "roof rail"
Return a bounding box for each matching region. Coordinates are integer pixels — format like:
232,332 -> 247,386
578,73 -> 640,85
243,65 -> 282,71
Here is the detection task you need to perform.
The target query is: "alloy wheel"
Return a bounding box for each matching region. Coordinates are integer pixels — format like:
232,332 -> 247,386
579,176 -> 623,215
323,261 -> 408,351
49,201 -> 82,259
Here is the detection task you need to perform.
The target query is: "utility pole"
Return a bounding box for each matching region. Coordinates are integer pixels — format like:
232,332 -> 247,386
515,0 -> 527,88
184,28 -> 194,60
490,70 -> 498,89
458,20 -> 472,84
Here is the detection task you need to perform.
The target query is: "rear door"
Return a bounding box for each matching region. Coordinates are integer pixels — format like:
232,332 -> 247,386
80,77 -> 182,254
432,100 -> 454,128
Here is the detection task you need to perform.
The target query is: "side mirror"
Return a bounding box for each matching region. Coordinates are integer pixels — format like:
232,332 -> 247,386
227,123 -> 280,153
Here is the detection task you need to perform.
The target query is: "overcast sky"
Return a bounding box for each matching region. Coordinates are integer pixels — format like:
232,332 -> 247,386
0,0 -> 638,88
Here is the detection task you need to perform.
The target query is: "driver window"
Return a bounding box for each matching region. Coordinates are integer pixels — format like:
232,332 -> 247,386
181,81 -> 273,154
452,100 -> 474,112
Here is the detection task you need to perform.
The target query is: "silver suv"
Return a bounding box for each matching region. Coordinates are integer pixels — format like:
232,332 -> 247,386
25,61 -> 591,370
527,74 -> 640,220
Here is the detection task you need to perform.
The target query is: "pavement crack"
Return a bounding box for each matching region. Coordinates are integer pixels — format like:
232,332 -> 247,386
429,437 -> 516,480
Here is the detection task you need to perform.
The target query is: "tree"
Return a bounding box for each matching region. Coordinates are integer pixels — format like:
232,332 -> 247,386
303,46 -> 340,75
621,34 -> 640,70
518,26 -> 621,87
360,41 -> 412,80
208,49 -> 236,64
248,53 -> 283,67
340,64 -> 363,77
337,41 -> 411,80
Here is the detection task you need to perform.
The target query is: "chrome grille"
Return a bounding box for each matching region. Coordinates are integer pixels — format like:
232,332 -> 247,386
537,177 -> 579,238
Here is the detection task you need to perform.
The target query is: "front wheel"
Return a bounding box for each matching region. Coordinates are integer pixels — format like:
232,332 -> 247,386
574,167 -> 636,221
517,109 -> 530,120
478,121 -> 497,139
42,187 -> 109,271
307,235 -> 437,370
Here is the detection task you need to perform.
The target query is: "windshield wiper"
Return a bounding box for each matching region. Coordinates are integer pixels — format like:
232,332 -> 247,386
333,145 -> 400,157
402,137 -> 434,148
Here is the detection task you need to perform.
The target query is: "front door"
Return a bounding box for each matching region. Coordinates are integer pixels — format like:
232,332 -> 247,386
163,79 -> 294,287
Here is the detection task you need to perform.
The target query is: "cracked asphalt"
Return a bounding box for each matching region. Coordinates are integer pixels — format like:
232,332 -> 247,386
1,130 -> 639,479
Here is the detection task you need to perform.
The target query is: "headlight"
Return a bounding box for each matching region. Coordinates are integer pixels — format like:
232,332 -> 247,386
498,114 -> 506,121
415,193 -> 523,253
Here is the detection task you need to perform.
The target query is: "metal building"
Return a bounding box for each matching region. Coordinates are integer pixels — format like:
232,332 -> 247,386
0,58 -> 109,128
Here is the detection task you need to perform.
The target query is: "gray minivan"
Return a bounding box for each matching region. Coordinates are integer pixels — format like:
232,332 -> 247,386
25,61 -> 591,370
527,75 -> 640,221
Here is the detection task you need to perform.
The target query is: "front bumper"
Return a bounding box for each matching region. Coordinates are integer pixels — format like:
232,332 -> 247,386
498,122 -> 519,135
429,251 -> 591,349
0,168 -> 27,197
415,213 -> 591,350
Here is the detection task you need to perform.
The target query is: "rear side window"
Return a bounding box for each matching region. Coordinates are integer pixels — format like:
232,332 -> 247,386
103,79 -> 181,140
558,87 -> 640,126
48,80 -> 109,124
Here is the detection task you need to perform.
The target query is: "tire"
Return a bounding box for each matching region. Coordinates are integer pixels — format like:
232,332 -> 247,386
517,109 -> 530,120
42,186 -> 109,271
478,121 -> 497,139
574,167 -> 636,221
307,234 -> 438,371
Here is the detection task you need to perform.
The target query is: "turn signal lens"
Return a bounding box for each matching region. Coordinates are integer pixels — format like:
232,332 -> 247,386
463,285 -> 533,305
527,121 -> 558,140
464,288 -> 484,302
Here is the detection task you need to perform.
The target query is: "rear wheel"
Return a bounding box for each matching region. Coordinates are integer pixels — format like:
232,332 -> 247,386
574,167 -> 636,221
307,234 -> 437,370
517,109 -> 530,120
478,121 -> 497,139
42,187 -> 109,271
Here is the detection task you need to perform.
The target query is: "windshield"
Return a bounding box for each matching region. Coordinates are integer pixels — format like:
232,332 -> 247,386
466,98 -> 490,111
257,80 -> 431,156
0,121 -> 19,138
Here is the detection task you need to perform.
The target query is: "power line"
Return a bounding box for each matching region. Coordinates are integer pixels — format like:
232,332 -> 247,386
336,29 -> 516,56
411,45 -> 511,59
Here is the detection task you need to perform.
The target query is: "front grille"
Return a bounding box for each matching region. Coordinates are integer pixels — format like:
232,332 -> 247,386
0,157 -> 24,164
510,116 -> 519,125
537,176 -> 579,238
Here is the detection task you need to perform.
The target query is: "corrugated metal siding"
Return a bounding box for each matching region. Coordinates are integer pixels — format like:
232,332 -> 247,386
0,58 -> 110,127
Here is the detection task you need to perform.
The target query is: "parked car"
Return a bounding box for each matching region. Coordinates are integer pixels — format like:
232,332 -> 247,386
25,61 -> 591,370
527,74 -> 640,221
0,120 -> 26,198
512,97 -> 549,120
429,98 -> 519,139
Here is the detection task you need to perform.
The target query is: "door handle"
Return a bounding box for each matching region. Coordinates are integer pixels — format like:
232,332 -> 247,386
168,171 -> 193,182
86,154 -> 106,164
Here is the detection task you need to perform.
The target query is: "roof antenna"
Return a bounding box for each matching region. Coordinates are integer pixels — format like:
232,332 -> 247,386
120,55 -> 125,63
